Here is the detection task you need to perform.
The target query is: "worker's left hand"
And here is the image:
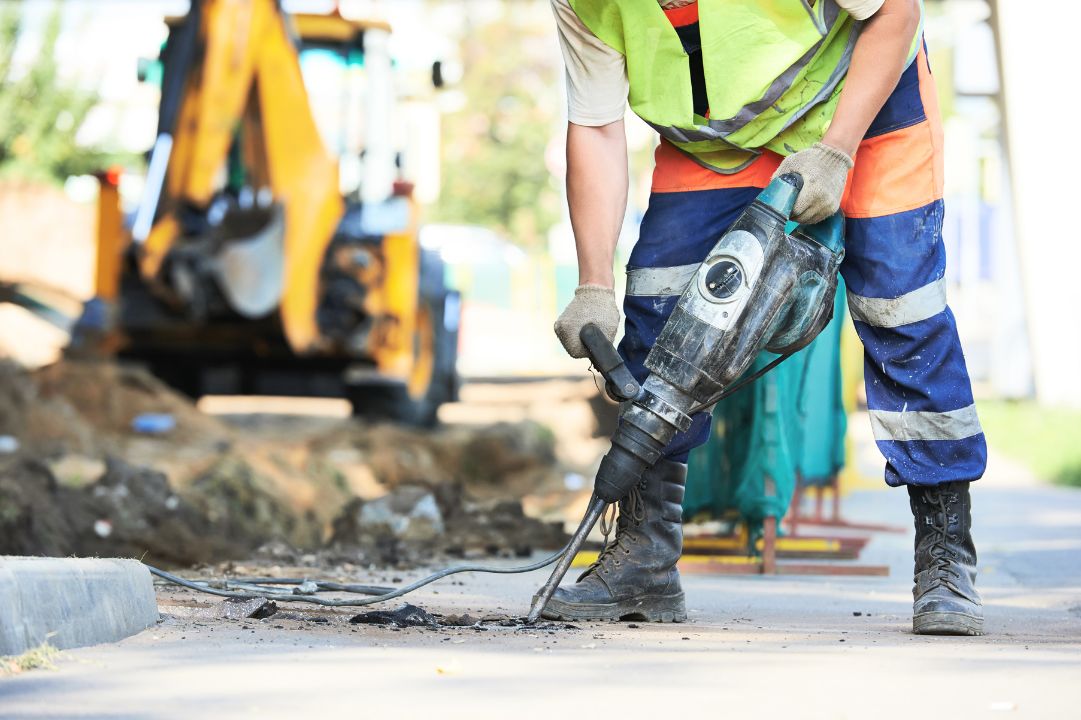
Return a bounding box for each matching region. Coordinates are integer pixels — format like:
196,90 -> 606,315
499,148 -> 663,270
772,143 -> 853,224
554,284 -> 620,359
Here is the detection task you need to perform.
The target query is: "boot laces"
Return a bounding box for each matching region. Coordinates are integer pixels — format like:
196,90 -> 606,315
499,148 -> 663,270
582,483 -> 645,578
923,489 -> 961,583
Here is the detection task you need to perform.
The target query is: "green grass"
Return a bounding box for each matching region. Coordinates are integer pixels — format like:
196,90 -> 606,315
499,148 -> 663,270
0,643 -> 62,676
977,400 -> 1081,487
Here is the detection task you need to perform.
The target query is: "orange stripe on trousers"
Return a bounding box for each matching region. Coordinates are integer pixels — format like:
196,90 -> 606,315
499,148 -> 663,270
841,47 -> 944,218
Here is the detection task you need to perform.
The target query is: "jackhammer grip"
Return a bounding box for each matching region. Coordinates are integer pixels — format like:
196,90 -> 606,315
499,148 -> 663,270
580,323 -> 641,402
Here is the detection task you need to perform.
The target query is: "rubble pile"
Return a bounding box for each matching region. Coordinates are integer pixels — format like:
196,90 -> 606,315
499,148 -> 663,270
330,483 -> 566,564
0,456 -> 273,563
0,360 -> 572,567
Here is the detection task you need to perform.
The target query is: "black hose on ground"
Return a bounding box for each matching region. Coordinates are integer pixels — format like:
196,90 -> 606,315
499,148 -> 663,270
144,541 -> 572,609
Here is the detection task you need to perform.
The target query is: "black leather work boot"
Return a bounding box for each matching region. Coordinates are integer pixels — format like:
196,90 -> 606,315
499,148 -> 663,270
541,459 -> 687,622
908,481 -> 984,636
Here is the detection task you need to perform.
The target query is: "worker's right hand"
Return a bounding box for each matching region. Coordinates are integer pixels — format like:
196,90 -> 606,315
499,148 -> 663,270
554,284 -> 620,359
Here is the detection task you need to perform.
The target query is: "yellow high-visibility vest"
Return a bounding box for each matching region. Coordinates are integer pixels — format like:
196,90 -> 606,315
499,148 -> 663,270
569,0 -> 921,173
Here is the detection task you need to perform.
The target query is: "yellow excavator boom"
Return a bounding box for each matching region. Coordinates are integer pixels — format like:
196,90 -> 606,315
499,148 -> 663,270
138,0 -> 344,353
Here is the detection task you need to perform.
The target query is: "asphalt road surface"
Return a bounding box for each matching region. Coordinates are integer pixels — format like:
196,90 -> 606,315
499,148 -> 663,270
2,459 -> 1079,719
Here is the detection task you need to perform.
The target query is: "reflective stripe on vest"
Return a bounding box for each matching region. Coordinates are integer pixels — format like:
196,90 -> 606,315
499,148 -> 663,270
569,0 -> 922,174
646,28 -> 856,145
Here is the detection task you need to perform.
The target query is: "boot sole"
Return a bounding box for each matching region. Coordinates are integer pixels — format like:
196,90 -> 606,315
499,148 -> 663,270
913,611 -> 984,636
540,593 -> 686,623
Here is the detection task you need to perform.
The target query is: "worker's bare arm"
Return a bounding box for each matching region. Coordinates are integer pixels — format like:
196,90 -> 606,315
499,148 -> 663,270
823,0 -> 921,157
566,120 -> 628,289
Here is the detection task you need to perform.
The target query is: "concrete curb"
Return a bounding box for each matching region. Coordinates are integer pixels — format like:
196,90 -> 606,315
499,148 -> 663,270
0,557 -> 159,656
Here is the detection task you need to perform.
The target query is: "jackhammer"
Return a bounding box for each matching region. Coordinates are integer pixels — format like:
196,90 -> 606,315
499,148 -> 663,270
526,172 -> 845,622
146,172 -> 845,621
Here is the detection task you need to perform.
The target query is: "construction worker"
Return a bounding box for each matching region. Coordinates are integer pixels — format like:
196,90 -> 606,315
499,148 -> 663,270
549,0 -> 987,635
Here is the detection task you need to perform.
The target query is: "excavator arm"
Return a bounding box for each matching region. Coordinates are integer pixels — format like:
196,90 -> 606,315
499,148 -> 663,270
136,0 -> 344,352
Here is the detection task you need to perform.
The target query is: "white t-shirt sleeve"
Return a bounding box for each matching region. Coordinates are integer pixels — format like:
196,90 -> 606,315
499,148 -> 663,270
550,0 -> 629,126
836,0 -> 886,21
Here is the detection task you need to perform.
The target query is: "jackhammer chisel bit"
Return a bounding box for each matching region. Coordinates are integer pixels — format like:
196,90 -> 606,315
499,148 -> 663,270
526,323 -> 643,623
526,494 -> 607,624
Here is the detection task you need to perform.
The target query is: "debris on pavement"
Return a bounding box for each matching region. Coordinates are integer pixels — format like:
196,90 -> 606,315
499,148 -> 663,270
457,615 -> 578,632
216,598 -> 278,621
350,603 -> 439,628
434,660 -> 461,676
439,613 -> 482,627
347,603 -> 579,632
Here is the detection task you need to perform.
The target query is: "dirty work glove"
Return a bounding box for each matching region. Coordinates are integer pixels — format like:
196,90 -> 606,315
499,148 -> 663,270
771,142 -> 853,224
554,284 -> 620,359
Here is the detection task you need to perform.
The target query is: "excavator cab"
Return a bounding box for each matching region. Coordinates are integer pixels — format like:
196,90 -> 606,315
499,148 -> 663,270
78,1 -> 458,426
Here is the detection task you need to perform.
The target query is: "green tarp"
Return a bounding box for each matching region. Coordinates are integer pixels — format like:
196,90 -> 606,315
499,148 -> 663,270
684,286 -> 847,531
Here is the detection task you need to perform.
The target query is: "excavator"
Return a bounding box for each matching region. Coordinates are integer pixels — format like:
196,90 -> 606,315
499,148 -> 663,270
67,0 -> 458,425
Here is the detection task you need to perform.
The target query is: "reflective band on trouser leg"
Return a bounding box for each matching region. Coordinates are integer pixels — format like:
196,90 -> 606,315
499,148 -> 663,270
626,264 -> 699,297
847,276 -> 946,329
840,43 -> 986,488
868,404 -> 982,443
841,200 -> 986,487
619,184 -> 764,463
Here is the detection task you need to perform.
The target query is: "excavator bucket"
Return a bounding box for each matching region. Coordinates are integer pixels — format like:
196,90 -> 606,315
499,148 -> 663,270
209,204 -> 286,319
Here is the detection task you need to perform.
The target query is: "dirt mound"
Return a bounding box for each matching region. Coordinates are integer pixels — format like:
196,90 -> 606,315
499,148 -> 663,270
34,360 -> 230,451
0,359 -> 231,458
0,450 -> 568,567
312,420 -> 564,501
443,498 -> 567,557
0,456 -> 232,564
320,420 -> 570,563
63,457 -> 227,564
188,455 -> 320,550
0,458 -> 75,557
0,358 -> 576,567
0,453 -> 332,565
329,483 -> 567,564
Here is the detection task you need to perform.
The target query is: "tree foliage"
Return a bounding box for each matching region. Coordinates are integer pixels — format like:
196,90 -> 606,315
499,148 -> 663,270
0,1 -> 115,184
432,5 -> 563,251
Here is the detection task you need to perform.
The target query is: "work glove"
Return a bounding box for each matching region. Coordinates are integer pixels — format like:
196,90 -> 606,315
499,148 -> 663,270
554,284 -> 620,359
771,142 -> 853,224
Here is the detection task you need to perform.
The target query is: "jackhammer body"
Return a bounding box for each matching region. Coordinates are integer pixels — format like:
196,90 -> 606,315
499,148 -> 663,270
528,173 -> 845,622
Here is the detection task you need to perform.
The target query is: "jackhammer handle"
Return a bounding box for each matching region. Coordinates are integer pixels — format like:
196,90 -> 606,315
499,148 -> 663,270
777,172 -> 805,193
580,323 -> 641,402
